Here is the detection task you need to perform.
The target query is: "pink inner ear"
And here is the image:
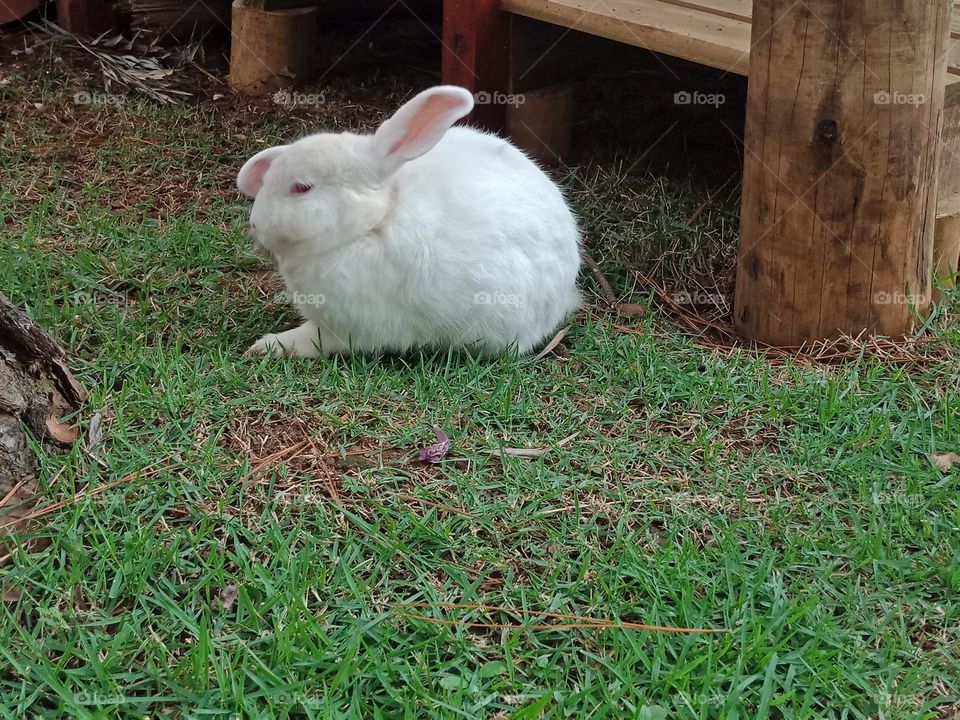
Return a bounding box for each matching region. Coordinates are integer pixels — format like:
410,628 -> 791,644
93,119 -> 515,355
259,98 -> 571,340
239,155 -> 276,197
387,93 -> 469,155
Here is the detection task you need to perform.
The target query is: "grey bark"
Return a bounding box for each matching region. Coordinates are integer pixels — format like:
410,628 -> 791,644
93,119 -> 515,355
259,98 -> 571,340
0,292 -> 84,539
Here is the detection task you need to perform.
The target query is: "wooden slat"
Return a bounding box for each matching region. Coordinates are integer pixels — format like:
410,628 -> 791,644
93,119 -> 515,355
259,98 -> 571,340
939,85 -> 960,200
671,0 -> 958,42
948,33 -> 960,78
949,5 -> 960,88
501,0 -> 752,74
671,0 -> 956,31
501,0 -> 960,87
655,0 -> 750,24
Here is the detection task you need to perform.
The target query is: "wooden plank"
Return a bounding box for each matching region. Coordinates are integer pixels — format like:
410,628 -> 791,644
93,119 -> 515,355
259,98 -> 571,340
948,35 -> 960,77
938,84 -> 960,201
503,0 -> 958,88
947,3 -> 960,86
933,211 -> 960,292
500,0 -> 752,75
654,0 -> 750,24
663,0 -> 953,29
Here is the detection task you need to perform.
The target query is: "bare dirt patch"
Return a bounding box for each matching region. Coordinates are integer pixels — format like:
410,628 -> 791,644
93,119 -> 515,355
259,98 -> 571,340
221,414 -> 345,505
218,413 -> 477,518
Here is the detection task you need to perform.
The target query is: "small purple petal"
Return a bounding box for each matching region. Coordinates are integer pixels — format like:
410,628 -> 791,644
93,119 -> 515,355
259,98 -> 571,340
418,426 -> 451,463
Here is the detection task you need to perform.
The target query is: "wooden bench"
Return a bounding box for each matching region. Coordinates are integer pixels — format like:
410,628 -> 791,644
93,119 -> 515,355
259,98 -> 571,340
442,0 -> 960,345
496,0 -> 960,83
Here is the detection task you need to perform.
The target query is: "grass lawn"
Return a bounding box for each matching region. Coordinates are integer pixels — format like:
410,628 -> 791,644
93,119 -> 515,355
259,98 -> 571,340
2,34 -> 959,720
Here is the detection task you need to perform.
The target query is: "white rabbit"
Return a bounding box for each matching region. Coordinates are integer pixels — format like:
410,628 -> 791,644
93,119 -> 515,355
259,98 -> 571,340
238,85 -> 581,358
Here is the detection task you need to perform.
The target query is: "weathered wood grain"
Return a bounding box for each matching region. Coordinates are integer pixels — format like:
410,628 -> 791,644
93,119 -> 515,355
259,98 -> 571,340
733,0 -> 948,344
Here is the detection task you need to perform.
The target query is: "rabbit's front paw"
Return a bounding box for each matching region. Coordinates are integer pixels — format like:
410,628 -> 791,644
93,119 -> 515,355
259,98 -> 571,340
246,322 -> 321,357
246,333 -> 284,356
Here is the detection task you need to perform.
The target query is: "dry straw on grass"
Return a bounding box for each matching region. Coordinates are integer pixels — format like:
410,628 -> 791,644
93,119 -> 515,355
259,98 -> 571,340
625,270 -> 955,367
396,602 -> 728,634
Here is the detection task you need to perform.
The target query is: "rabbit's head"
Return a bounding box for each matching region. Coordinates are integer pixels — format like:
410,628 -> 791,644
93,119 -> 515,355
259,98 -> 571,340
237,86 -> 475,260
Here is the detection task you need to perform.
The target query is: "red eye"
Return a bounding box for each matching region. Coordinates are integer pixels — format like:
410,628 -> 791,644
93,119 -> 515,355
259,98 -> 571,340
290,181 -> 313,195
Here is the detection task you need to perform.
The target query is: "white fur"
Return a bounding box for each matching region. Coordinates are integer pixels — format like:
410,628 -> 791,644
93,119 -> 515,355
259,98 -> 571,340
239,86 -> 582,357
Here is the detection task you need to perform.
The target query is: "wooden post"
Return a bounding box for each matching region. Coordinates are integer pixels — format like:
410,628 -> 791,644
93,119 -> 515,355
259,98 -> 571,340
441,0 -> 510,132
503,17 -> 619,164
229,1 -> 318,95
506,83 -> 574,166
934,84 -> 960,299
56,0 -> 115,36
734,0 -> 948,345
934,209 -> 960,291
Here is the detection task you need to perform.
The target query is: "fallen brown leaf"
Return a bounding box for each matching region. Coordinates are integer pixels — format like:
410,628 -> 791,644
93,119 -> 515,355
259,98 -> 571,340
45,413 -> 80,444
617,303 -> 647,318
534,325 -> 571,361
931,452 -> 960,471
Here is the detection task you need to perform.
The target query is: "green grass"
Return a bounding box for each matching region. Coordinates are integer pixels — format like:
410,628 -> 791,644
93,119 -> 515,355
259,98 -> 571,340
1,58 -> 959,720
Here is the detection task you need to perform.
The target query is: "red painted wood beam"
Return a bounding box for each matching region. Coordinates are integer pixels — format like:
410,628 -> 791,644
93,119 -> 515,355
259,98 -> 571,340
442,0 -> 511,133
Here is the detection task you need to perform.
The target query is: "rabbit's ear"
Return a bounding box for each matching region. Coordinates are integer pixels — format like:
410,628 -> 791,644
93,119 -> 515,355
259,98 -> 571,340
371,86 -> 474,174
238,145 -> 287,198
